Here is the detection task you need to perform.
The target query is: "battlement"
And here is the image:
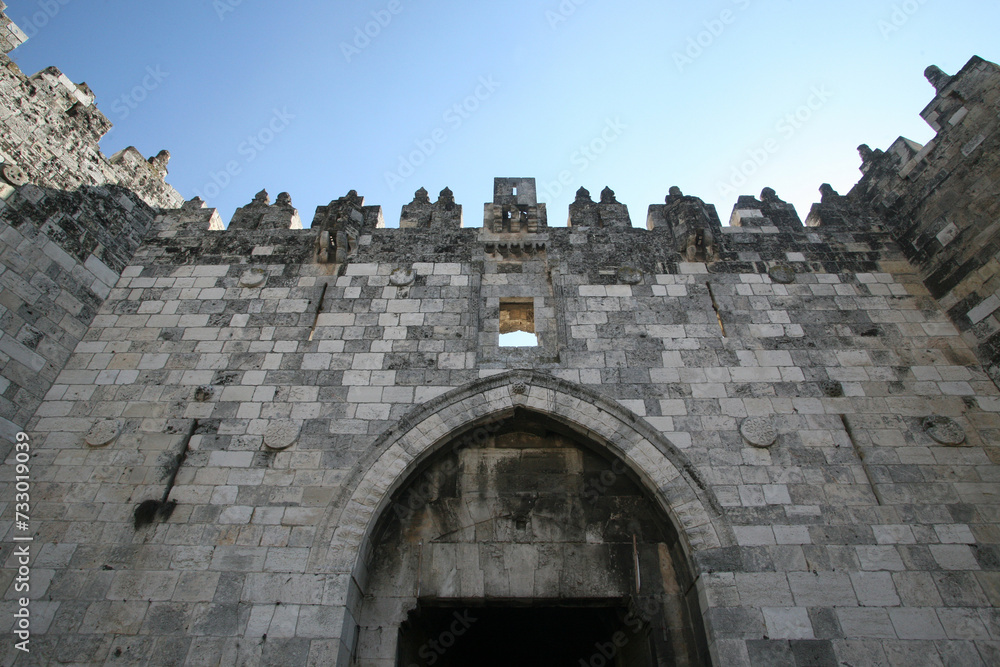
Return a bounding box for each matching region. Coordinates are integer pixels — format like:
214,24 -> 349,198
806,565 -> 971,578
845,55 -> 1000,380
0,8 -> 182,210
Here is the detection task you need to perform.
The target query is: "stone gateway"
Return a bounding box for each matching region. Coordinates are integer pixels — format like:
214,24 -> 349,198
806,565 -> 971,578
2,6 -> 1000,665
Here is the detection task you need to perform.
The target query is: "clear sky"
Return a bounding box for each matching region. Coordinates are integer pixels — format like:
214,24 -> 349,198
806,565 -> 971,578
6,0 -> 1000,228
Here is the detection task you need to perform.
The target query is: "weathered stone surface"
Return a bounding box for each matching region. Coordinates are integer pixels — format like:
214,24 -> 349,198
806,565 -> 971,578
768,264 -> 796,284
84,419 -> 121,447
264,420 -> 301,451
239,268 -> 267,287
740,417 -> 778,449
388,268 -> 415,286
923,415 -> 967,445
3,18 -> 1000,664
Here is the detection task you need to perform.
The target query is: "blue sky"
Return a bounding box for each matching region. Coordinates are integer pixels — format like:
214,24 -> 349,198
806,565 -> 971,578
6,0 -> 999,228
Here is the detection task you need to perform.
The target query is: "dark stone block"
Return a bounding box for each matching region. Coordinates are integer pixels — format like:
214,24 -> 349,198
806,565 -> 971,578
790,640 -> 837,666
747,640 -> 794,666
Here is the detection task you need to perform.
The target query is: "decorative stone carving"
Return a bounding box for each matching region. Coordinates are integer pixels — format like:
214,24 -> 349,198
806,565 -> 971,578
510,382 -> 528,396
740,417 -> 777,448
239,269 -> 267,288
438,187 -> 455,205
768,264 -> 796,284
617,267 -> 643,285
85,420 -> 121,447
389,268 -> 416,286
264,420 -> 300,451
1,162 -> 27,186
923,415 -> 965,445
686,228 -> 715,262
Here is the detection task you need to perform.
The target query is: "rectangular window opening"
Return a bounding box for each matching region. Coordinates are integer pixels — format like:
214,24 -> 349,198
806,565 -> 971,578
499,299 -> 537,347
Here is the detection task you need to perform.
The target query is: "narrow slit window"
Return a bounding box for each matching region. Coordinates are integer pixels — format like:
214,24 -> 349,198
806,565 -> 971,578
499,298 -> 537,347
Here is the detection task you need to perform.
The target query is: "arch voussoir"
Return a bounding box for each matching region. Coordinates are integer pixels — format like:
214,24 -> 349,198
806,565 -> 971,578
309,370 -> 734,583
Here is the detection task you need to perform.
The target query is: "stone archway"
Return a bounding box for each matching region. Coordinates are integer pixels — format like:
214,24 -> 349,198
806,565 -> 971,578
307,371 -> 732,665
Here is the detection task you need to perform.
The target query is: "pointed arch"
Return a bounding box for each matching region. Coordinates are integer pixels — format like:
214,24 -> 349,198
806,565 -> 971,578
308,370 -> 733,580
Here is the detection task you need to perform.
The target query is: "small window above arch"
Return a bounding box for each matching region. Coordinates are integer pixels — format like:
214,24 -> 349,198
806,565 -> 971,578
499,299 -> 538,347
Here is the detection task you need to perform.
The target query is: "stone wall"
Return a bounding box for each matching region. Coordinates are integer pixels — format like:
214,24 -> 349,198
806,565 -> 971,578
5,175 -> 998,665
847,56 -> 1000,385
0,6 -> 183,444
0,2 -> 27,55
0,184 -> 162,444
0,6 -> 998,661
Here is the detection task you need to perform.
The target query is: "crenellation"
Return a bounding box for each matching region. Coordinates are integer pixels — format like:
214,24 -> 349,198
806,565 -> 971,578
399,186 -> 462,229
228,190 -> 302,231
3,21 -> 1000,665
847,54 -> 1000,384
597,185 -> 631,227
648,186 -> 722,260
0,55 -> 182,210
729,187 -> 803,230
567,186 -> 599,227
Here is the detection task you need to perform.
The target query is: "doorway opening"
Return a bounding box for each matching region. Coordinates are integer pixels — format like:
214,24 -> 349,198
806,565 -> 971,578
397,604 -> 655,667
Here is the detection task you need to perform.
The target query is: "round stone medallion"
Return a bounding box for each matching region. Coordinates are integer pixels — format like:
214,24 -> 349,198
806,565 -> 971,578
740,417 -> 778,448
239,269 -> 267,288
389,268 -> 416,287
510,381 -> 528,396
85,420 -> 121,448
264,421 -> 301,451
2,163 -> 27,187
768,264 -> 796,285
922,415 -> 965,446
617,267 -> 643,285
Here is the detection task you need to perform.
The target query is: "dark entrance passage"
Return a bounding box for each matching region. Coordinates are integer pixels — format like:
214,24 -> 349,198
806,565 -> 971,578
397,605 -> 656,667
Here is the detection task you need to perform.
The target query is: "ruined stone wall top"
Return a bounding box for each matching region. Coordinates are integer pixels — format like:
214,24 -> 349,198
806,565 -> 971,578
0,6 -> 182,209
847,55 -> 1000,381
